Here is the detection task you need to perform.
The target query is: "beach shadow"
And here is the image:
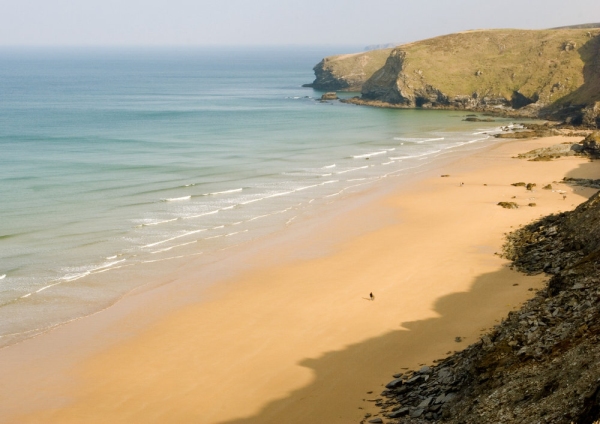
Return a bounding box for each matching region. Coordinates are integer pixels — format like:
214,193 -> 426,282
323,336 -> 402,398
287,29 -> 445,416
218,265 -> 543,424
218,164 -> 599,424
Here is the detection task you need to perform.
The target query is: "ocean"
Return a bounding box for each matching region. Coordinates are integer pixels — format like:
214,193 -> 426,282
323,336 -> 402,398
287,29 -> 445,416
0,46 -> 522,346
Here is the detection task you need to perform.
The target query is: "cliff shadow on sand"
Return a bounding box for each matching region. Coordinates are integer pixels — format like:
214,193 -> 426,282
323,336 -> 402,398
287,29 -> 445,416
219,158 -> 600,424
218,265 -> 546,424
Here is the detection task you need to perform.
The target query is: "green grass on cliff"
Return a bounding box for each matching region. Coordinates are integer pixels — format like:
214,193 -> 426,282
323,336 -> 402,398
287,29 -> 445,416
320,48 -> 393,89
391,28 -> 600,105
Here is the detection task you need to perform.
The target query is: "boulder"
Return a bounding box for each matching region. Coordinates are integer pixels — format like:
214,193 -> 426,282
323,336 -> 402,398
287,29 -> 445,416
498,202 -> 519,209
320,92 -> 338,101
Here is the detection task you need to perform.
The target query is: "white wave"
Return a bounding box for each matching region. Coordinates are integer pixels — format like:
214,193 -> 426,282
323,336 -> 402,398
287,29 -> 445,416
142,251 -> 204,264
164,195 -> 191,202
90,259 -> 126,272
453,137 -> 489,147
202,188 -> 243,196
321,173 -> 332,177
266,190 -> 294,199
382,161 -> 394,165
347,178 -> 366,182
286,216 -> 297,225
184,209 -> 219,219
322,164 -> 336,169
248,207 -> 292,222
143,229 -> 207,248
294,183 -> 320,192
239,190 -> 294,206
106,255 -> 117,260
386,148 -> 396,151
393,137 -> 445,143
0,274 -> 5,280
212,225 -> 225,230
402,150 -> 442,159
61,272 -> 90,283
21,293 -> 31,298
204,235 -> 223,240
225,230 -> 248,237
94,263 -> 135,274
35,282 -> 63,293
151,240 -> 197,254
322,180 -> 339,185
336,166 -> 368,175
353,151 -> 387,159
142,218 -> 179,226
184,183 -> 196,187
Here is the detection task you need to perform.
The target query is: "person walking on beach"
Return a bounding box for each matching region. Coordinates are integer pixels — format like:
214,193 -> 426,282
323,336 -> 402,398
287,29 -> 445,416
370,292 -> 375,301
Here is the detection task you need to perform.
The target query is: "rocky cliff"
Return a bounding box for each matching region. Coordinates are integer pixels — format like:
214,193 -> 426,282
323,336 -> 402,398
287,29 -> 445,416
304,48 -> 394,91
309,28 -> 600,127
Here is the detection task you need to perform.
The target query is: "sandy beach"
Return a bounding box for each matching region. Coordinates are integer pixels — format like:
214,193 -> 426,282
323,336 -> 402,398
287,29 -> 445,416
1,135 -> 598,424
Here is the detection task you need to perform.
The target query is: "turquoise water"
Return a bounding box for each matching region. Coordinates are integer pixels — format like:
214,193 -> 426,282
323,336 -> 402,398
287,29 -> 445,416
0,47 -> 521,344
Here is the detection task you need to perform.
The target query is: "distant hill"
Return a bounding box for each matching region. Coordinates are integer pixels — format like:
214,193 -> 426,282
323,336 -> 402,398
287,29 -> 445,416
551,22 -> 600,29
307,27 -> 600,126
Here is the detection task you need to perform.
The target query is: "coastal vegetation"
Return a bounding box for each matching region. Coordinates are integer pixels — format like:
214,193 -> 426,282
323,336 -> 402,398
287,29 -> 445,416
308,27 -> 600,127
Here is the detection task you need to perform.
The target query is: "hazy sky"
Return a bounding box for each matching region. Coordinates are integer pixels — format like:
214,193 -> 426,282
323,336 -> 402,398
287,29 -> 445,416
2,0 -> 599,46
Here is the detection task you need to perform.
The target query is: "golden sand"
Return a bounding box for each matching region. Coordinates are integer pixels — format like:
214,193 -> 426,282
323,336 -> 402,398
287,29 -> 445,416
1,136 -> 598,424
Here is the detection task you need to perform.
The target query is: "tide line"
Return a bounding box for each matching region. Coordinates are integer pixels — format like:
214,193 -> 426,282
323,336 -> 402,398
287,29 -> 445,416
143,229 -> 207,248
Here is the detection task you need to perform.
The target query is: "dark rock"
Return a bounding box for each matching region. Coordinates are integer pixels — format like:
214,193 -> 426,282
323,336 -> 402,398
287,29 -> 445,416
419,366 -> 432,374
512,182 -> 526,187
388,407 -> 410,418
410,408 -> 425,418
498,202 -> 519,209
418,397 -> 433,408
320,92 -> 338,101
368,418 -> 383,424
406,376 -> 421,385
385,378 -> 403,389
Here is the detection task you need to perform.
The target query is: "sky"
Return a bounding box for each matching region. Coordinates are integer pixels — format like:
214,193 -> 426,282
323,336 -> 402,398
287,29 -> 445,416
1,0 -> 599,46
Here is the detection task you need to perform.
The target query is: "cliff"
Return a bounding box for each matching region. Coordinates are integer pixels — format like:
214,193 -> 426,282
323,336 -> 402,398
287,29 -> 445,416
309,28 -> 600,127
304,48 -> 394,91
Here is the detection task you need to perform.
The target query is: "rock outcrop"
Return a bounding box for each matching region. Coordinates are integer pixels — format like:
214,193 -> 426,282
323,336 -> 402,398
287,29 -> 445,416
304,48 -> 394,91
313,28 -> 600,127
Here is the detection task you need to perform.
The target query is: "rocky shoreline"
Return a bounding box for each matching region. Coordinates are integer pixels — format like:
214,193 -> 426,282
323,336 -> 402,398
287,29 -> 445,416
362,134 -> 600,424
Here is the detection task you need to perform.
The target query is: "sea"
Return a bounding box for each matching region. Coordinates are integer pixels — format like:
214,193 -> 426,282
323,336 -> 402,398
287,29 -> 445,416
0,46 -> 524,346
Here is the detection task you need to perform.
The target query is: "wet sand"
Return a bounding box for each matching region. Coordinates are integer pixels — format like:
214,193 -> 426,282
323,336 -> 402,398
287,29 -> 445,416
1,136 -> 598,424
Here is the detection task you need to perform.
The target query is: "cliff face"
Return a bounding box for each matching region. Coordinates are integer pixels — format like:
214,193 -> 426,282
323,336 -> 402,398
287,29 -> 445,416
305,48 -> 393,91
307,28 -> 600,126
359,29 -> 600,121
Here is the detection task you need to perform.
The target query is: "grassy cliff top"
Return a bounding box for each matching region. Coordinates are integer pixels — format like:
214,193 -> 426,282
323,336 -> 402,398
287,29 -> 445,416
383,28 -> 600,106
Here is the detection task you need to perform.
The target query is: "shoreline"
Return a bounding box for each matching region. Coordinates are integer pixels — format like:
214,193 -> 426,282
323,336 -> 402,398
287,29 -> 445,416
1,135 -> 598,423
